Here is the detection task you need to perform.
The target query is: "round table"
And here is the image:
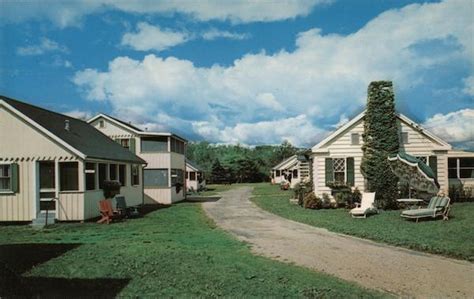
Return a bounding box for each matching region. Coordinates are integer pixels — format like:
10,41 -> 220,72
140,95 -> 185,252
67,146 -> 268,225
397,198 -> 424,209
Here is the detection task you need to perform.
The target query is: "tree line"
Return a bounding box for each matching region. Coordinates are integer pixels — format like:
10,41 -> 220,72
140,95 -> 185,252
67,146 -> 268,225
186,140 -> 304,183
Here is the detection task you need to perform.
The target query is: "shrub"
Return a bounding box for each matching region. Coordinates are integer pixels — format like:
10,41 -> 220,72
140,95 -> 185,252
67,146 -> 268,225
303,192 -> 321,209
321,193 -> 333,209
103,180 -> 121,199
334,191 -> 351,208
449,183 -> 474,202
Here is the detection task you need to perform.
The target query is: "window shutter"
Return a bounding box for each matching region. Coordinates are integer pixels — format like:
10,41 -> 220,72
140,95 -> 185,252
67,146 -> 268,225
11,163 -> 19,193
429,156 -> 438,178
346,157 -> 355,186
325,158 -> 333,186
129,138 -> 136,153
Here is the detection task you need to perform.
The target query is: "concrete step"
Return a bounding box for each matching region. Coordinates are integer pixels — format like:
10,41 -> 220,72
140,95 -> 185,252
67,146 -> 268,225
31,212 -> 56,228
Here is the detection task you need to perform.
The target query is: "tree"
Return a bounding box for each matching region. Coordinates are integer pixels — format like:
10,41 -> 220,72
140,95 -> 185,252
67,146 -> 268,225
360,81 -> 400,209
210,159 -> 229,184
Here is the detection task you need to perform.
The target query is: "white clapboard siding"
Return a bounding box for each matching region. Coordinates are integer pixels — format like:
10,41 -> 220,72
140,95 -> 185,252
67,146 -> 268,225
144,188 -> 172,204
57,192 -> 84,221
0,160 -> 33,221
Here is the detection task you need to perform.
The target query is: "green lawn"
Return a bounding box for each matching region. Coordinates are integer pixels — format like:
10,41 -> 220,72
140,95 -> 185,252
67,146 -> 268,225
0,202 -> 384,297
251,183 -> 474,261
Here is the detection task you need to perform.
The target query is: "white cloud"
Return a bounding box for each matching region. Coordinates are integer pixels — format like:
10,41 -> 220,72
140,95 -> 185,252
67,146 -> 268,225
462,76 -> 474,96
1,0 -> 329,27
201,28 -> 250,41
73,0 -> 473,146
423,109 -> 474,144
121,23 -> 250,51
17,38 -> 68,56
192,115 -> 327,146
121,23 -> 190,52
64,109 -> 93,120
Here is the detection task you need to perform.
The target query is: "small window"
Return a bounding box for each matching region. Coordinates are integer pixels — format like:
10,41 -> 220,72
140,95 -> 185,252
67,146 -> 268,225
99,120 -> 105,128
448,158 -> 458,179
293,169 -> 298,178
185,171 -> 189,179
85,162 -> 96,191
351,133 -> 359,145
276,170 -> 281,177
333,158 -> 346,184
190,172 -> 196,181
119,165 -> 126,186
131,165 -> 140,186
59,162 -> 79,191
401,132 -> 409,144
0,165 -> 11,191
460,158 -> 474,179
98,163 -> 107,189
109,164 -> 117,181
120,139 -> 130,149
144,169 -> 168,187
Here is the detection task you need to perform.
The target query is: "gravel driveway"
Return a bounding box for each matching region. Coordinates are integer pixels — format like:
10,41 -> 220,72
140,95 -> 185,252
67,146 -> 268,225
202,187 -> 474,298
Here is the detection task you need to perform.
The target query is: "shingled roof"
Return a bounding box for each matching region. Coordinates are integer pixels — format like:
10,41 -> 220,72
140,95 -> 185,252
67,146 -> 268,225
1,96 -> 146,164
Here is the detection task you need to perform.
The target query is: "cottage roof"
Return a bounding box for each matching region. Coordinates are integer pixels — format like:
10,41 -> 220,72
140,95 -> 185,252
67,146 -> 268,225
1,95 -> 146,164
186,159 -> 203,172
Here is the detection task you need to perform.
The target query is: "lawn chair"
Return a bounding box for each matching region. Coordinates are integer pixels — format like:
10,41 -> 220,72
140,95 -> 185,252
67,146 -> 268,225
349,192 -> 377,218
97,199 -> 121,224
115,196 -> 140,218
400,195 -> 451,223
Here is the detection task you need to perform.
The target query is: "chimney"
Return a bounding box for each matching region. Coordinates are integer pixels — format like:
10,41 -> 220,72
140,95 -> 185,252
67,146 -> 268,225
65,120 -> 70,131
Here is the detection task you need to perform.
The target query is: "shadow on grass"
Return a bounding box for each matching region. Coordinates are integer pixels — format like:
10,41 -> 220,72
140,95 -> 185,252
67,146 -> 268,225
0,243 -> 130,298
185,196 -> 222,203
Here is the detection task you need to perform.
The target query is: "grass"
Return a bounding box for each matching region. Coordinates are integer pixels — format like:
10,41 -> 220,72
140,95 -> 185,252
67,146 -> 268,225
198,183 -> 252,196
251,183 -> 474,261
0,201 -> 384,297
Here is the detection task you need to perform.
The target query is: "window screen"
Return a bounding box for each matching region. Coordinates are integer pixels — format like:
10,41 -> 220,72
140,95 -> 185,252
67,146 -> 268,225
144,169 -> 168,187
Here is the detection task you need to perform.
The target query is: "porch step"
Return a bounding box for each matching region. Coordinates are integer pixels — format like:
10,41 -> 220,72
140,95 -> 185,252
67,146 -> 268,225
31,212 -> 56,228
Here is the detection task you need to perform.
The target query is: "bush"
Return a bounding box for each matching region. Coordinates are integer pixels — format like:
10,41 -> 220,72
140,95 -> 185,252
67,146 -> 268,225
449,183 -> 474,202
103,180 -> 121,199
321,193 -> 333,209
303,192 -> 321,209
334,192 -> 351,208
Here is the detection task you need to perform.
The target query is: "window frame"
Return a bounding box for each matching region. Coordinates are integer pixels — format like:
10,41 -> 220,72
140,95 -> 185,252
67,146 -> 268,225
449,157 -> 474,179
99,120 -> 105,128
401,132 -> 409,144
118,164 -> 127,186
141,136 -> 169,153
85,162 -> 97,191
332,157 -> 346,184
0,164 -> 12,192
144,168 -> 169,187
351,133 -> 360,145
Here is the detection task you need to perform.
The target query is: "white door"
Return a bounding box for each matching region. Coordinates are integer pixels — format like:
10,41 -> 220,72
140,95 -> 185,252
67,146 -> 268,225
38,161 -> 56,215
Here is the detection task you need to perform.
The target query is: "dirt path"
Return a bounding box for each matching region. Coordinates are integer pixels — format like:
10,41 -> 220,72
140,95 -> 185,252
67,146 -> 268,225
202,187 -> 474,298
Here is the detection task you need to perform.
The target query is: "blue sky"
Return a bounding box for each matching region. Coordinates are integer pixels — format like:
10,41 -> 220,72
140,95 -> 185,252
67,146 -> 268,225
0,0 -> 472,148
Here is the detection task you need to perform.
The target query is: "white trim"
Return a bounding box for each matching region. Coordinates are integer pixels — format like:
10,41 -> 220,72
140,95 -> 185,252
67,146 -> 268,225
0,99 -> 86,159
311,110 -> 452,152
88,114 -> 187,142
272,155 -> 297,170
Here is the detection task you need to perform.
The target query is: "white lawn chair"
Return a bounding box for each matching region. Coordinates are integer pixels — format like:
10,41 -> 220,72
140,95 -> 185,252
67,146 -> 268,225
349,192 -> 377,218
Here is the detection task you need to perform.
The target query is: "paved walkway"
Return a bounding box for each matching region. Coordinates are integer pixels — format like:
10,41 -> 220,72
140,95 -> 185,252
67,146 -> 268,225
202,187 -> 474,298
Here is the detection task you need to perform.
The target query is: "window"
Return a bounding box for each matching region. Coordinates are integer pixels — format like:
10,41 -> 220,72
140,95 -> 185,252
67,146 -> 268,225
0,165 -> 11,191
401,132 -> 409,144
189,171 -> 196,181
109,164 -> 117,181
141,137 -> 168,152
276,170 -> 281,177
131,165 -> 140,186
171,169 -> 184,186
185,171 -> 189,180
59,162 -> 79,191
99,120 -> 105,128
85,163 -> 96,191
170,138 -> 185,154
39,162 -> 55,189
333,158 -> 346,183
448,158 -> 474,179
351,133 -> 360,145
119,165 -> 126,186
293,169 -> 298,178
144,169 -> 168,187
120,139 -> 130,149
460,158 -> 474,178
98,163 -> 107,189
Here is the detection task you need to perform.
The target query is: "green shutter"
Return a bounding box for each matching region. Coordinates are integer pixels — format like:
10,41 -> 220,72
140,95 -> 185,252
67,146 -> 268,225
11,163 -> 19,193
429,156 -> 438,178
346,157 -> 355,186
129,138 -> 136,153
325,158 -> 333,186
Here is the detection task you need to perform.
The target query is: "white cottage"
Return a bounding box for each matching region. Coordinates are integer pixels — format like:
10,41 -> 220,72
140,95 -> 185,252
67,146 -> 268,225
311,110 -> 474,197
185,159 -> 206,191
88,114 -> 187,204
0,96 -> 146,223
271,155 -> 311,187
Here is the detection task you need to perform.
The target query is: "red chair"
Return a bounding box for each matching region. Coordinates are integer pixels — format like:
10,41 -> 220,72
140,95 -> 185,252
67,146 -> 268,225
97,199 -> 120,224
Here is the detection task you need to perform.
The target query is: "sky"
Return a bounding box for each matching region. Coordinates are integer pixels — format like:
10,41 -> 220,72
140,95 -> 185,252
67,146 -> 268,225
0,0 -> 472,149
